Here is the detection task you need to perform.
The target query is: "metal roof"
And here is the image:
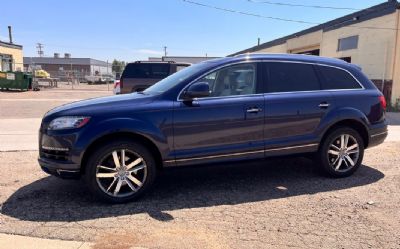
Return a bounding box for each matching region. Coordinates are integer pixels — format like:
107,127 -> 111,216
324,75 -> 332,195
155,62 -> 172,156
230,0 -> 400,56
23,57 -> 110,66
0,41 -> 23,50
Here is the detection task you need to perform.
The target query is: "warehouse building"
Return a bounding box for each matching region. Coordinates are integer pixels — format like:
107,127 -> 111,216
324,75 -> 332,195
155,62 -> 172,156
0,26 -> 23,72
23,54 -> 112,81
231,0 -> 400,106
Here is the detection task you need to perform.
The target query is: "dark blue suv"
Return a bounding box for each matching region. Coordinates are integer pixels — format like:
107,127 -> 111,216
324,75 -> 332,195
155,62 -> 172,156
39,54 -> 388,203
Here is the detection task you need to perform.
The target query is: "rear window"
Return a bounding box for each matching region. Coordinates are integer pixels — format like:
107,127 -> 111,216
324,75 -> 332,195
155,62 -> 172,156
122,63 -> 170,79
318,66 -> 362,90
266,62 -> 320,93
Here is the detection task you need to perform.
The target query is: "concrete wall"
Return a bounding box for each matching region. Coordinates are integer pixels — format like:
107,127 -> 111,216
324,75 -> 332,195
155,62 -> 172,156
320,13 -> 398,81
392,10 -> 400,105
0,44 -> 23,71
249,12 -> 400,104
287,31 -> 323,52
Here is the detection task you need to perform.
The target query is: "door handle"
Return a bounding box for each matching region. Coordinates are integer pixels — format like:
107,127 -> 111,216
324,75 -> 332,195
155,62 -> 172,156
246,107 -> 262,113
319,102 -> 330,109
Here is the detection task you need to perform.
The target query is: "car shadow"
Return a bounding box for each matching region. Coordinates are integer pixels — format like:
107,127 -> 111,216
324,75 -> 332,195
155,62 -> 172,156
1,157 -> 384,222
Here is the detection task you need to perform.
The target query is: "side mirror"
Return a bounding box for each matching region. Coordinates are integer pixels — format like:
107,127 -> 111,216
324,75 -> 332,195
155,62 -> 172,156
182,82 -> 210,100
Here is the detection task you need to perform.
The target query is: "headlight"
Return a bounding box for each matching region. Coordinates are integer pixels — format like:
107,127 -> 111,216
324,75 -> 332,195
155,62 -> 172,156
48,116 -> 90,130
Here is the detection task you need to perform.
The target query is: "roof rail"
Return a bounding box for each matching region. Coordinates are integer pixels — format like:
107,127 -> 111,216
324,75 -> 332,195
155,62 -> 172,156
134,60 -> 176,63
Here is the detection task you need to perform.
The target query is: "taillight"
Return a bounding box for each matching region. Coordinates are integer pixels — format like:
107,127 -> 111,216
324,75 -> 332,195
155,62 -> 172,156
379,95 -> 387,111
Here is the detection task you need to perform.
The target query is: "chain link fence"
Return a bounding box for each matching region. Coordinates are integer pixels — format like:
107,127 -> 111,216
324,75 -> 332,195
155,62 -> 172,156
5,61 -> 119,91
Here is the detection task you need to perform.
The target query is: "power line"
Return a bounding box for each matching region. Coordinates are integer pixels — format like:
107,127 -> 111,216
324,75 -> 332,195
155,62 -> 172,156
182,0 -> 399,31
182,0 -> 318,25
36,43 -> 44,57
247,0 -> 361,11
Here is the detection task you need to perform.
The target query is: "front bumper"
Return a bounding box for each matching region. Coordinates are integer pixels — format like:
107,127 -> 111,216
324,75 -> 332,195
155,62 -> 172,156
38,128 -> 82,179
38,157 -> 81,179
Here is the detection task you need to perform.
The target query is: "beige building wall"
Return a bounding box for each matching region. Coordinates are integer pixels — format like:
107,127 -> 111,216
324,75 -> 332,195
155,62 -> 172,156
287,30 -> 323,52
392,9 -> 400,105
321,13 -> 398,81
257,43 -> 287,53
0,45 -> 23,71
250,12 -> 400,104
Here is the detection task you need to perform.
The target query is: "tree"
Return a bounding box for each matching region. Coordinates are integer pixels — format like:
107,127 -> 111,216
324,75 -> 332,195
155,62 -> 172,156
112,59 -> 126,73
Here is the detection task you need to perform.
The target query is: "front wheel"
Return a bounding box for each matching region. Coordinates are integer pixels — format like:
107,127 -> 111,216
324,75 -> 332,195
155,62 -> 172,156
84,140 -> 157,203
317,127 -> 364,177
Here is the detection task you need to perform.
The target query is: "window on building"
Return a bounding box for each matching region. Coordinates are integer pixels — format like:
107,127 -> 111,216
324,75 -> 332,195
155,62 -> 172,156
317,65 -> 362,90
338,36 -> 359,51
266,62 -> 320,93
0,54 -> 13,72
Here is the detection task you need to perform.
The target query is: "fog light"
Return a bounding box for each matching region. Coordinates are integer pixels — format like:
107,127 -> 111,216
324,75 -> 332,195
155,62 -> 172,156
42,146 -> 69,151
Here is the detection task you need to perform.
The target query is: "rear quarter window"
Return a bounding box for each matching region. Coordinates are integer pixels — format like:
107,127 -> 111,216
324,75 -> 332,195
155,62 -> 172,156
266,62 -> 320,93
318,66 -> 362,90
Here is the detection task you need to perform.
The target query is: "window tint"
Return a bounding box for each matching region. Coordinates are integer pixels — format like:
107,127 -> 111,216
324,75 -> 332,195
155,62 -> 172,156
338,36 -> 358,51
266,63 -> 320,93
122,63 -> 170,79
195,63 -> 257,98
318,66 -> 362,90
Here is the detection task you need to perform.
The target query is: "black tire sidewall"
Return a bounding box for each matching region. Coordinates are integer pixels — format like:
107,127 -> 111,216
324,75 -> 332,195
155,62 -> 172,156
318,127 -> 364,177
84,140 -> 157,203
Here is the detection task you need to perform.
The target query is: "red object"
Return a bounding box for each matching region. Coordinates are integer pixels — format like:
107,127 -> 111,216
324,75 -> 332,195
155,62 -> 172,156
379,95 -> 387,111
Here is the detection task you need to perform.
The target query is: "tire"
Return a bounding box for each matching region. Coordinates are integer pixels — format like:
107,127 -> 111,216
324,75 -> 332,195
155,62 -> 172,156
84,140 -> 157,203
317,127 -> 364,178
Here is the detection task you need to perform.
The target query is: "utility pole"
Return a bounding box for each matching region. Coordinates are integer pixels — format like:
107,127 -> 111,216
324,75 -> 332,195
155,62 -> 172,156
164,46 -> 167,57
36,43 -> 44,57
257,38 -> 260,46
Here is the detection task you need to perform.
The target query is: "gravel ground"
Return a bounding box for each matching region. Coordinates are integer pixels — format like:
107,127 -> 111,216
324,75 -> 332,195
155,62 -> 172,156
0,142 -> 399,249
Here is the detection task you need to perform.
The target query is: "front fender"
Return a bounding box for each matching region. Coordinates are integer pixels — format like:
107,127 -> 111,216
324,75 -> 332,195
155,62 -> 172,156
73,117 -> 169,162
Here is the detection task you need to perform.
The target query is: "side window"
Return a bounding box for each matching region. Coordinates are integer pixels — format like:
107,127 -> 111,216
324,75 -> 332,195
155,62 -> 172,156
266,62 -> 320,93
195,63 -> 257,98
150,64 -> 170,78
318,66 -> 362,90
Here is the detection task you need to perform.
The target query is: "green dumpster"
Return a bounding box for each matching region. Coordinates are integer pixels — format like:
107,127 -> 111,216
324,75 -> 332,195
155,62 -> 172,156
0,71 -> 32,91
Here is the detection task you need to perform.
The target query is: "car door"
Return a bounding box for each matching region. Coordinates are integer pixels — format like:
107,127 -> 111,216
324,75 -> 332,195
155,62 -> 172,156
263,61 -> 334,156
172,62 -> 265,166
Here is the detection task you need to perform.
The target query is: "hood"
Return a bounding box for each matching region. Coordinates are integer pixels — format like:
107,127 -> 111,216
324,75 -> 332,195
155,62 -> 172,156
45,92 -> 155,117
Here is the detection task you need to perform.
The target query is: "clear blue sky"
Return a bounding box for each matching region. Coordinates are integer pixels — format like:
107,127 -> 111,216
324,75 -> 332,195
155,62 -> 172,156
0,0 -> 386,62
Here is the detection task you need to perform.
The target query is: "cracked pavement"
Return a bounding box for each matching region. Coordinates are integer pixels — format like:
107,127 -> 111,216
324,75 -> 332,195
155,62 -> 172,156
0,142 -> 399,249
0,86 -> 399,248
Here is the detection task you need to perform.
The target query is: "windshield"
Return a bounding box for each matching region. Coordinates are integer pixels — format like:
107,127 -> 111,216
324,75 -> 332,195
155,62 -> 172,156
143,62 -> 210,94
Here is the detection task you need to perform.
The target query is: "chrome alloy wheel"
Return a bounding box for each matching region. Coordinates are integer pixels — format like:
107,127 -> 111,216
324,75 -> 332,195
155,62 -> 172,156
95,149 -> 147,197
327,134 -> 360,172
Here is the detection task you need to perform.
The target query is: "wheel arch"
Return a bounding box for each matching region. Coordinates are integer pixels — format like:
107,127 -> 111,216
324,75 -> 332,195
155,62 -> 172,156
80,131 -> 163,174
320,119 -> 369,149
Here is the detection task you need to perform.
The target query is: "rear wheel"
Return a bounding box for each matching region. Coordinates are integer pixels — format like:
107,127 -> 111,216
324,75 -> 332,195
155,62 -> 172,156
84,140 -> 157,203
317,127 -> 364,177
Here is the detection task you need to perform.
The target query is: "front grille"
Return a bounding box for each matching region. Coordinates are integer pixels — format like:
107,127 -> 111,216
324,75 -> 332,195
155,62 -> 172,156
41,148 -> 69,161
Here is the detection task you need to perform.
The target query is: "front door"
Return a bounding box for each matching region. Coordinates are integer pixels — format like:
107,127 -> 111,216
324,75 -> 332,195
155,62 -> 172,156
172,63 -> 265,166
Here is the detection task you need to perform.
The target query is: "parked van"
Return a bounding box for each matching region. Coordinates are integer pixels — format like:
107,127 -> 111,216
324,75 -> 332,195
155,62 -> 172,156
119,61 -> 190,94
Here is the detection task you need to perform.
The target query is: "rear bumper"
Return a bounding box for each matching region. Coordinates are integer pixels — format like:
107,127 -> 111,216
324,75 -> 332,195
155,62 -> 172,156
368,121 -> 388,148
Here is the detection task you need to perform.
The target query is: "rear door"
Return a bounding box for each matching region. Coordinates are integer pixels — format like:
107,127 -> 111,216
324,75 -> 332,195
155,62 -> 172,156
263,62 -> 334,155
172,62 -> 265,166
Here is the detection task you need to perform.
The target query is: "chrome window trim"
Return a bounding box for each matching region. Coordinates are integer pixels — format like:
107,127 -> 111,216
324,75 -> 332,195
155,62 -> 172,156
164,143 -> 318,163
176,59 -> 365,102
